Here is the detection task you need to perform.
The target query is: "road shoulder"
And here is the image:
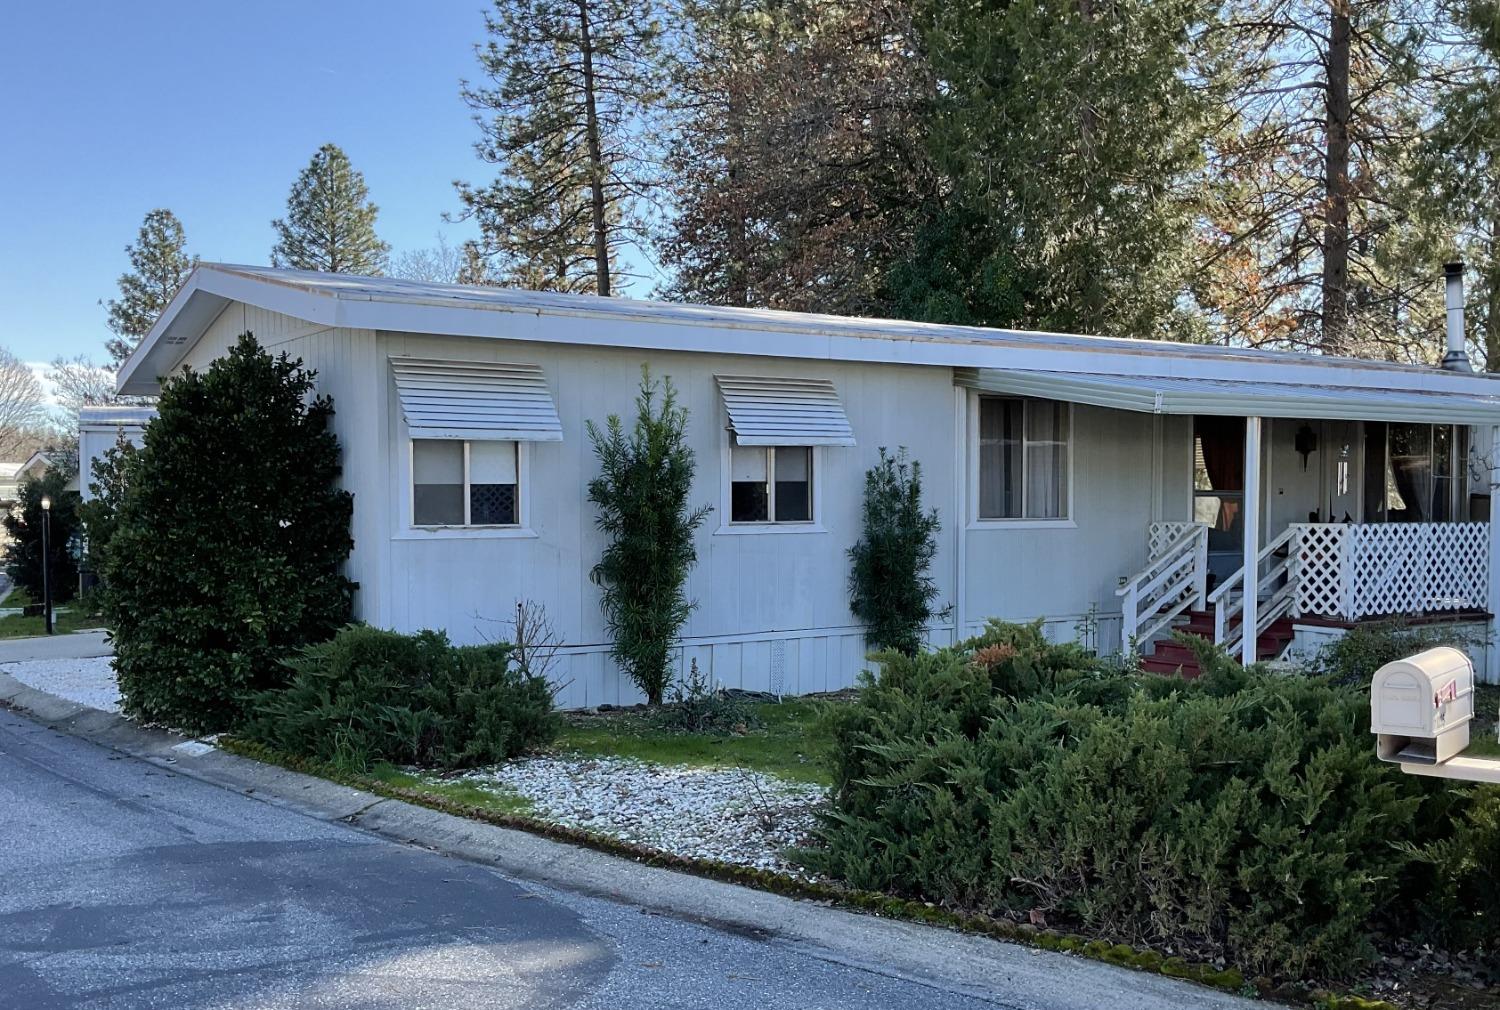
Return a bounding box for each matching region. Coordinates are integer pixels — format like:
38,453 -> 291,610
0,669 -> 1269,1010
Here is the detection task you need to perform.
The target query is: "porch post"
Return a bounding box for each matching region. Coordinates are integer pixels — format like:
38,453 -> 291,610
1488,424 -> 1500,683
1241,416 -> 1263,666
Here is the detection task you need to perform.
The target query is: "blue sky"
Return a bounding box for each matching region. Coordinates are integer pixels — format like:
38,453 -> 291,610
0,1 -> 552,364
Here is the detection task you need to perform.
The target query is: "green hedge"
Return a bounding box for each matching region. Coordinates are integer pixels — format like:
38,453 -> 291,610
802,621 -> 1491,980
242,625 -> 560,772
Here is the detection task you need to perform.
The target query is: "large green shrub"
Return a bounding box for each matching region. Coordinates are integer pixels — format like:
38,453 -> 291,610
77,431 -> 139,575
804,624 -> 1482,980
3,468 -> 81,605
847,447 -> 943,655
1302,619 -> 1477,685
586,366 -> 712,705
103,333 -> 354,733
243,625 -> 559,772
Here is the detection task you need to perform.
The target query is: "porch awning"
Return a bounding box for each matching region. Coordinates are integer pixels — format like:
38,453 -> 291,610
391,357 -> 563,441
955,368 -> 1500,425
715,375 -> 856,446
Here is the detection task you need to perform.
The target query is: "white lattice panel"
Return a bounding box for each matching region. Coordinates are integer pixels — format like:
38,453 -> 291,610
1291,524 -> 1349,618
1347,523 -> 1488,619
1149,522 -> 1205,561
1293,522 -> 1487,620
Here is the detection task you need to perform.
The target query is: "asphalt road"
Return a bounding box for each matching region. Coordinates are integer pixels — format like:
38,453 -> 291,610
0,707 -> 1006,1010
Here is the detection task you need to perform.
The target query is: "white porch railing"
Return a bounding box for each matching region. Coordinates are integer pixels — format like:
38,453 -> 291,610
1208,525 -> 1300,656
1117,522 -> 1208,653
1292,521 -> 1488,620
1119,520 -> 1486,657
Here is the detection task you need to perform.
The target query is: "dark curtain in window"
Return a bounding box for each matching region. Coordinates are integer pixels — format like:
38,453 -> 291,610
1196,415 -> 1245,529
1197,416 -> 1245,490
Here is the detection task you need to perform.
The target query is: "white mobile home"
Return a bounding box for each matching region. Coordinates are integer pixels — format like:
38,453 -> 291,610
116,265 -> 1500,702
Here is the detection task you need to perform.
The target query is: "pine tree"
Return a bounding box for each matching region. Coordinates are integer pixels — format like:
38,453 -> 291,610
908,0 -> 1214,339
270,143 -> 390,275
1200,0 -> 1454,357
456,0 -> 665,295
104,209 -> 196,367
1413,0 -> 1500,369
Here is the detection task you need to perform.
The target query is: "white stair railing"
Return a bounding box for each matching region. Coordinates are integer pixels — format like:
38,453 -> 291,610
1117,524 -> 1208,653
1208,525 -> 1300,656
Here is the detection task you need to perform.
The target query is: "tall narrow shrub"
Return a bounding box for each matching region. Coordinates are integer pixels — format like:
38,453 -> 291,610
848,447 -> 942,655
586,366 -> 711,705
104,333 -> 354,732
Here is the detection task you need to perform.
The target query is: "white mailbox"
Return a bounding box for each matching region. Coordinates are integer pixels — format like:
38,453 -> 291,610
1371,646 -> 1475,765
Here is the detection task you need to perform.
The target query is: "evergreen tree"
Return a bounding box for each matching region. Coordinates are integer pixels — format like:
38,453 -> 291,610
456,0 -> 665,295
586,367 -> 712,705
103,334 -> 354,733
660,0 -> 936,316
270,143 -> 390,275
1413,0 -> 1500,369
104,209 -> 196,367
2,470 -> 81,606
1200,0 -> 1455,356
909,0 -> 1213,339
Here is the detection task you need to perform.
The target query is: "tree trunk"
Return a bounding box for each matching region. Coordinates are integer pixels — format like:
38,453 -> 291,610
1486,241 -> 1500,372
578,0 -> 612,297
1321,3 -> 1352,354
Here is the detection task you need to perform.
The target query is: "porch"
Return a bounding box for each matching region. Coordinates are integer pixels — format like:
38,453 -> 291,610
1120,518 -> 1491,676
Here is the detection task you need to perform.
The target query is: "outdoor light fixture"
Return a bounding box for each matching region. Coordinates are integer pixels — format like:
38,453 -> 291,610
1294,424 -> 1318,470
39,494 -> 52,635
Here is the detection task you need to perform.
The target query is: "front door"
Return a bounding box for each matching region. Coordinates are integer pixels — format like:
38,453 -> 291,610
1193,416 -> 1246,584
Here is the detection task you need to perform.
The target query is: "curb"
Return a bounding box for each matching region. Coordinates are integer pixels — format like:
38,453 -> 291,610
0,672 -> 1307,1010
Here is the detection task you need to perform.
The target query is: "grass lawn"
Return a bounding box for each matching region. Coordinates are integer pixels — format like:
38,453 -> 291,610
1468,684 -> 1500,758
368,763 -> 535,816
0,590 -> 105,639
553,697 -> 835,785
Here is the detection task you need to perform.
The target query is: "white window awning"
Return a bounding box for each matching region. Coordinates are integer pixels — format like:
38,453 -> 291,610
392,358 -> 563,441
955,368 -> 1500,426
716,375 -> 856,446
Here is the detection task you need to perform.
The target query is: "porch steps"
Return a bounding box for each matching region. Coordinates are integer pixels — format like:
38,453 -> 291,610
1139,610 -> 1295,679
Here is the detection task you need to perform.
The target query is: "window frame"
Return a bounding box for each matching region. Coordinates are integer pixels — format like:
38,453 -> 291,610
407,437 -> 529,533
968,393 -> 1076,529
717,425 -> 826,535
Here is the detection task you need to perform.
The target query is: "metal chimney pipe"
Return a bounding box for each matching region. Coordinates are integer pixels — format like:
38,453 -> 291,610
1443,261 -> 1472,372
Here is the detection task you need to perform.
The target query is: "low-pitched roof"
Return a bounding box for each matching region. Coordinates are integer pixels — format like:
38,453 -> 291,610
117,264 -> 1500,424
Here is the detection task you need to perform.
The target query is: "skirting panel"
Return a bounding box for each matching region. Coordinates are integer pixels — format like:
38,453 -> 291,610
550,624 -> 955,710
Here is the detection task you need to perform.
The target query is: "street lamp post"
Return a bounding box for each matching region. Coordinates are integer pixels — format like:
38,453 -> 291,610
39,495 -> 52,635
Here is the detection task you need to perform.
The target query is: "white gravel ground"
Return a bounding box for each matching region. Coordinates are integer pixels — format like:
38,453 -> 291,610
2,656 -> 120,712
457,756 -> 828,874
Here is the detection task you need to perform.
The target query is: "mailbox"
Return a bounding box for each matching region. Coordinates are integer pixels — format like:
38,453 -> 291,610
1371,646 -> 1475,765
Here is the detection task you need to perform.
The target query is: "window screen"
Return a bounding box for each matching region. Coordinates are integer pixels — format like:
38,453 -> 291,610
413,440 -> 464,526
412,438 -> 520,527
469,440 -> 518,525
978,397 -> 1069,520
730,443 -> 815,524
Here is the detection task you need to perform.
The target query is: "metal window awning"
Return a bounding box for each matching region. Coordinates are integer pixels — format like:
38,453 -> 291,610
715,375 -> 856,446
391,358 -> 563,441
955,368 -> 1500,426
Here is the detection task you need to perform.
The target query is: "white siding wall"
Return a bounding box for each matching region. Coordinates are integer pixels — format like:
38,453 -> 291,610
376,331 -> 963,707
173,306 -> 1178,709
960,406 -> 1191,650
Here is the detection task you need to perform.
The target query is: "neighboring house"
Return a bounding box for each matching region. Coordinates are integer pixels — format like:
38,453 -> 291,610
0,460 -> 25,509
78,405 -> 155,502
113,264 -> 1500,703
